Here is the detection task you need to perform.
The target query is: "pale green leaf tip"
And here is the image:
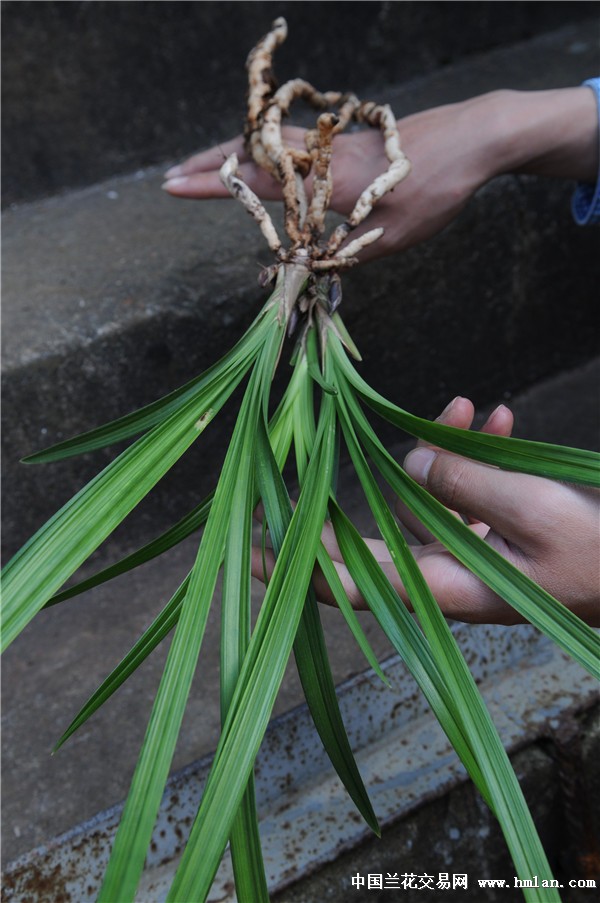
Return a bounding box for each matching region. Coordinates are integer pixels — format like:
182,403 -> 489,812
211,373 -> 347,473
51,737 -> 66,755
20,453 -> 40,465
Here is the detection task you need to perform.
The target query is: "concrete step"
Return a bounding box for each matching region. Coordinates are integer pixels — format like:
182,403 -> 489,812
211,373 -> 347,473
3,3 -> 595,206
2,18 -> 599,883
5,625 -> 598,901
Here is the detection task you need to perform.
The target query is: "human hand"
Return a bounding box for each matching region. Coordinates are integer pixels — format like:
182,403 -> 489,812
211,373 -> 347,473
252,397 -> 599,626
162,87 -> 598,262
399,398 -> 600,626
162,97 -> 496,261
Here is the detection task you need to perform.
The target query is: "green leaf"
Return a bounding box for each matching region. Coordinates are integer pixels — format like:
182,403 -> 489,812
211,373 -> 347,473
331,311 -> 362,361
331,337 -> 600,487
294,589 -> 381,832
315,543 -> 389,685
329,503 -> 558,902
166,392 -> 336,903
1,371 -> 241,654
256,416 -> 379,835
45,496 -> 213,607
98,331 -> 282,903
54,575 -> 189,751
291,355 -> 316,483
45,359 -> 303,624
365,431 -> 600,681
330,337 -> 599,678
220,391 -> 269,902
227,779 -> 268,903
306,327 -> 337,395
23,300 -> 279,464
328,502 -> 489,803
331,372 -> 561,897
45,374 -> 302,611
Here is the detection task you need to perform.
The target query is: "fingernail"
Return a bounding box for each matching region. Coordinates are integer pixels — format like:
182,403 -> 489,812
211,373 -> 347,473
485,403 -> 508,427
436,396 -> 460,421
404,447 -> 437,485
164,164 -> 183,179
161,176 -> 189,191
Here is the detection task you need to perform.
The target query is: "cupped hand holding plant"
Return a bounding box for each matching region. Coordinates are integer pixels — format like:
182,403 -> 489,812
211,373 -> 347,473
401,399 -> 600,626
252,394 -> 599,626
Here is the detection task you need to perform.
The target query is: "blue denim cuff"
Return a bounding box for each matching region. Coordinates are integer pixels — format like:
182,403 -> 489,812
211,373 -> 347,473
572,77 -> 600,226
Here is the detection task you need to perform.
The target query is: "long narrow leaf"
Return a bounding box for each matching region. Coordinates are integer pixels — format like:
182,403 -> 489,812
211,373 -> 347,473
332,383 -> 558,898
97,327 -> 283,902
227,778 -> 268,903
292,355 -> 316,482
1,370 -> 243,653
329,339 -> 600,678
54,574 -> 190,751
45,379 -> 300,610
23,300 -> 279,464
331,337 -> 600,487
365,432 -> 600,680
220,394 -> 269,902
256,417 -> 379,834
331,500 -> 561,903
306,326 -> 337,395
328,502 -> 490,805
315,543 -> 389,684
46,496 -> 212,607
166,392 -> 336,902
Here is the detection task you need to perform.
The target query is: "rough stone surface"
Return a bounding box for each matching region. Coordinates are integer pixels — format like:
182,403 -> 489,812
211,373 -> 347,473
272,728 -> 600,903
2,2 -> 595,205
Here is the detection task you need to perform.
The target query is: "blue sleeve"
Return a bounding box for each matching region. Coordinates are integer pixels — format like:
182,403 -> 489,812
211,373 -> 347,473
572,77 -> 600,226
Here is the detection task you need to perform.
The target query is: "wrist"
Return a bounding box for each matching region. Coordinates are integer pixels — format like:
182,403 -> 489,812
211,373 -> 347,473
483,87 -> 598,182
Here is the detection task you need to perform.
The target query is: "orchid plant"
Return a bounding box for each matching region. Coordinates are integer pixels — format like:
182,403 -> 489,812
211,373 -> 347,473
2,17 -> 599,903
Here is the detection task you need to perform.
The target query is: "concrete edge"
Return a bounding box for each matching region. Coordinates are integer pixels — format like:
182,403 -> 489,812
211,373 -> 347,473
3,624 -> 598,901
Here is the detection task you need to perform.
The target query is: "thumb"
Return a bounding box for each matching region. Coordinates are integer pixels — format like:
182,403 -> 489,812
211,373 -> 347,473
403,446 -> 545,553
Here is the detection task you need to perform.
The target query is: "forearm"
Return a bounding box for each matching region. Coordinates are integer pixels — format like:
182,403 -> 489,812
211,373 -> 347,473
476,87 -> 599,183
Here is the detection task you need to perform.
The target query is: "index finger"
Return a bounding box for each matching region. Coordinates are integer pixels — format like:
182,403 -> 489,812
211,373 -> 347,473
165,135 -> 249,179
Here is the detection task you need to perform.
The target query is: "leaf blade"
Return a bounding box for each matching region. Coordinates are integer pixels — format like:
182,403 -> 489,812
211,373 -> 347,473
54,575 -> 189,751
165,393 -> 337,903
257,416 -> 379,834
97,336 -> 280,903
332,379 -> 559,898
367,433 -> 600,680
330,335 -> 600,678
332,338 -> 600,487
220,383 -> 269,902
1,374 -> 237,653
46,497 -> 213,607
23,301 -> 279,464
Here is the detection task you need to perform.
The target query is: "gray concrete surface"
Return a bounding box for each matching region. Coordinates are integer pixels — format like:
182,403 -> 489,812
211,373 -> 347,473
2,12 -> 599,893
2,2 -> 595,205
4,632 -> 597,902
273,709 -> 600,903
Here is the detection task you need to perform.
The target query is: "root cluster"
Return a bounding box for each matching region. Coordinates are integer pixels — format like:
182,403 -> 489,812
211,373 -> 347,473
219,17 -> 411,329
